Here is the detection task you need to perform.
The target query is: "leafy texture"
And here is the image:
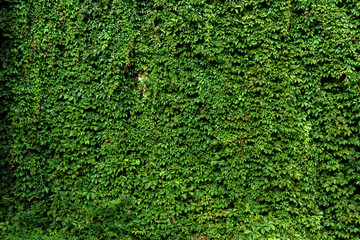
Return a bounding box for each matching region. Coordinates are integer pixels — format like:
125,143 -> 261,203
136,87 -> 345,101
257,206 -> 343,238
1,0 -> 360,239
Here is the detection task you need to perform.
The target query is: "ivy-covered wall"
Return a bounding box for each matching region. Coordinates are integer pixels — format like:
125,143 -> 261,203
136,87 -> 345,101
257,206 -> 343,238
1,0 -> 360,239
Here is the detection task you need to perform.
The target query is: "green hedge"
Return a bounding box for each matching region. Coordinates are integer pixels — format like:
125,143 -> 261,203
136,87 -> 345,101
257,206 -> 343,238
1,0 -> 360,239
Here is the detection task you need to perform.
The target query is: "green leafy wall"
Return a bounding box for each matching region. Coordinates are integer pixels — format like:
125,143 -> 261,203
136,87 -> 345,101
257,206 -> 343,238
1,0 -> 360,239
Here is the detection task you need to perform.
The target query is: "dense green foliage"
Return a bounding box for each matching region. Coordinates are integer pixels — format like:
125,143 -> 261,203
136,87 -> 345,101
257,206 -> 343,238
1,0 -> 360,239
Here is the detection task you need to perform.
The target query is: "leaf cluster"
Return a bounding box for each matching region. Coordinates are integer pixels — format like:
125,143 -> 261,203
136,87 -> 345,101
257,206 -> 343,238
1,0 -> 359,239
